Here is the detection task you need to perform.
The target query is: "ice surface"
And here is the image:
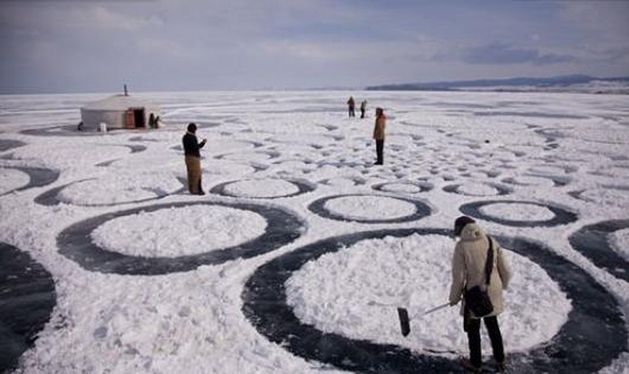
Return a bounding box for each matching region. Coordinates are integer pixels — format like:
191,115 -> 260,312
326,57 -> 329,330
1,90 -> 628,373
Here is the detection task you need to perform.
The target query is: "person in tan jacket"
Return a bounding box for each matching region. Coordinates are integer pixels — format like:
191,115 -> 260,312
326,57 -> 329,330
373,107 -> 386,165
449,216 -> 512,373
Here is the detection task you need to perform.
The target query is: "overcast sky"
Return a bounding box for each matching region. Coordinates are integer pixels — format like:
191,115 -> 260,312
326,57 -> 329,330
1,0 -> 628,94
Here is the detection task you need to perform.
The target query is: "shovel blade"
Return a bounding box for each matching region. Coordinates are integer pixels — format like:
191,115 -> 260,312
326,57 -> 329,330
397,307 -> 410,337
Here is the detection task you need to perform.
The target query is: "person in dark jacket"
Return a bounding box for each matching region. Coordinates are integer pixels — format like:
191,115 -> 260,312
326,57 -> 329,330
360,100 -> 367,118
182,123 -> 207,195
449,216 -> 511,373
347,96 -> 356,118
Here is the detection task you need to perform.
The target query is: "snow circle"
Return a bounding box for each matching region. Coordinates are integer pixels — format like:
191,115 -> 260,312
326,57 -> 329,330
286,233 -> 570,354
224,179 -> 299,198
57,201 -> 305,275
325,195 -> 416,220
480,202 -> 555,221
443,182 -> 510,197
372,181 -> 433,194
459,200 -> 578,227
308,194 -> 431,223
243,228 -> 627,373
610,228 -> 629,261
55,173 -> 183,206
211,178 -> 314,199
0,168 -> 30,194
91,205 -> 267,257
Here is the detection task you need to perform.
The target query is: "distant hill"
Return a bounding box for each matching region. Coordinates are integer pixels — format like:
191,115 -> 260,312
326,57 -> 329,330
366,75 -> 629,94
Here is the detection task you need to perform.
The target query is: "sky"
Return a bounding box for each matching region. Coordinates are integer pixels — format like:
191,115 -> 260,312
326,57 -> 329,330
1,0 -> 628,94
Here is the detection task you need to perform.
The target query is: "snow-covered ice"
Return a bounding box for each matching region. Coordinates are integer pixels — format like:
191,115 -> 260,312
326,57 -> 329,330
0,90 -> 628,373
479,202 -> 556,221
91,205 -> 267,257
223,178 -> 300,198
286,234 -> 571,354
323,195 -> 417,220
0,168 -> 30,194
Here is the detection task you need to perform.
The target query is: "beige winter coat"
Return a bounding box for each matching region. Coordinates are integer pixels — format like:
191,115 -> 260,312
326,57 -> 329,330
373,116 -> 386,140
448,223 -> 512,318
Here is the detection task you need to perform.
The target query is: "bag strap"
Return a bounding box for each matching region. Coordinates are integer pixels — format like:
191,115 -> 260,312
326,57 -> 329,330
484,235 -> 494,286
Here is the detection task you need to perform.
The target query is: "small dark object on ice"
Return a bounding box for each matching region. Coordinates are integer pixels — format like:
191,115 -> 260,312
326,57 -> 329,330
460,357 -> 507,373
397,307 -> 410,336
484,139 -> 490,143
460,357 -> 482,373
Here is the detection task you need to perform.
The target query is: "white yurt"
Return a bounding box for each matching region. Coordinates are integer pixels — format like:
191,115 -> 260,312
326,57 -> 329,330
80,90 -> 160,131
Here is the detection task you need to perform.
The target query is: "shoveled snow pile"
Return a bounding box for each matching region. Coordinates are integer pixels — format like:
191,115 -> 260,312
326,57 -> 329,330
457,183 -> 499,196
92,205 -> 267,257
223,179 -> 299,198
58,172 -> 182,205
479,202 -> 556,221
323,195 -> 417,220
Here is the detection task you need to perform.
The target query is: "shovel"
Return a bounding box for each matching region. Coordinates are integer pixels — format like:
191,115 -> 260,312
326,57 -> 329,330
397,302 -> 450,337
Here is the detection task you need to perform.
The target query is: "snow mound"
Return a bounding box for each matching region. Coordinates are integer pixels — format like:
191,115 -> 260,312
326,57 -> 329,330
91,205 -> 267,257
286,234 -> 571,355
458,183 -> 499,196
223,179 -> 299,198
479,202 -> 555,221
324,195 -> 417,220
379,183 -> 422,194
58,172 -> 182,205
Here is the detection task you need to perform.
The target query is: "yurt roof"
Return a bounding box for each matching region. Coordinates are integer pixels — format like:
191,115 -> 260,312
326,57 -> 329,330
82,94 -> 155,111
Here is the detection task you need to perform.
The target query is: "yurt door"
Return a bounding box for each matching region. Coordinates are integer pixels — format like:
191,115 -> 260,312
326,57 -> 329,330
125,110 -> 135,129
133,109 -> 145,128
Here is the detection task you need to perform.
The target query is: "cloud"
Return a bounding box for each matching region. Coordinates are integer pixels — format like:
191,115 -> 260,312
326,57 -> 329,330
462,43 -> 576,65
560,1 -> 629,41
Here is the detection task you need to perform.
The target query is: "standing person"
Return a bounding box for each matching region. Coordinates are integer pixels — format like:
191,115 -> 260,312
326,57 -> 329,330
347,96 -> 356,118
360,100 -> 367,118
182,123 -> 207,195
373,107 -> 386,165
449,216 -> 512,373
149,113 -> 156,128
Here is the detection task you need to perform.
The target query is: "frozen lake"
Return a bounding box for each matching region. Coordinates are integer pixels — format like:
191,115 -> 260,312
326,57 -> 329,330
0,91 -> 628,373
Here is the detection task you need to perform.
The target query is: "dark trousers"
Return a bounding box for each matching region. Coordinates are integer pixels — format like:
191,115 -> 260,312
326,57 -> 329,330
375,139 -> 384,164
360,109 -> 365,118
349,108 -> 355,117
466,316 -> 505,367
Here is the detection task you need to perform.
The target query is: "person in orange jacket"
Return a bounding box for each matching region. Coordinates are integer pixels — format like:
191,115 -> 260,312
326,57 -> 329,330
373,107 -> 386,165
